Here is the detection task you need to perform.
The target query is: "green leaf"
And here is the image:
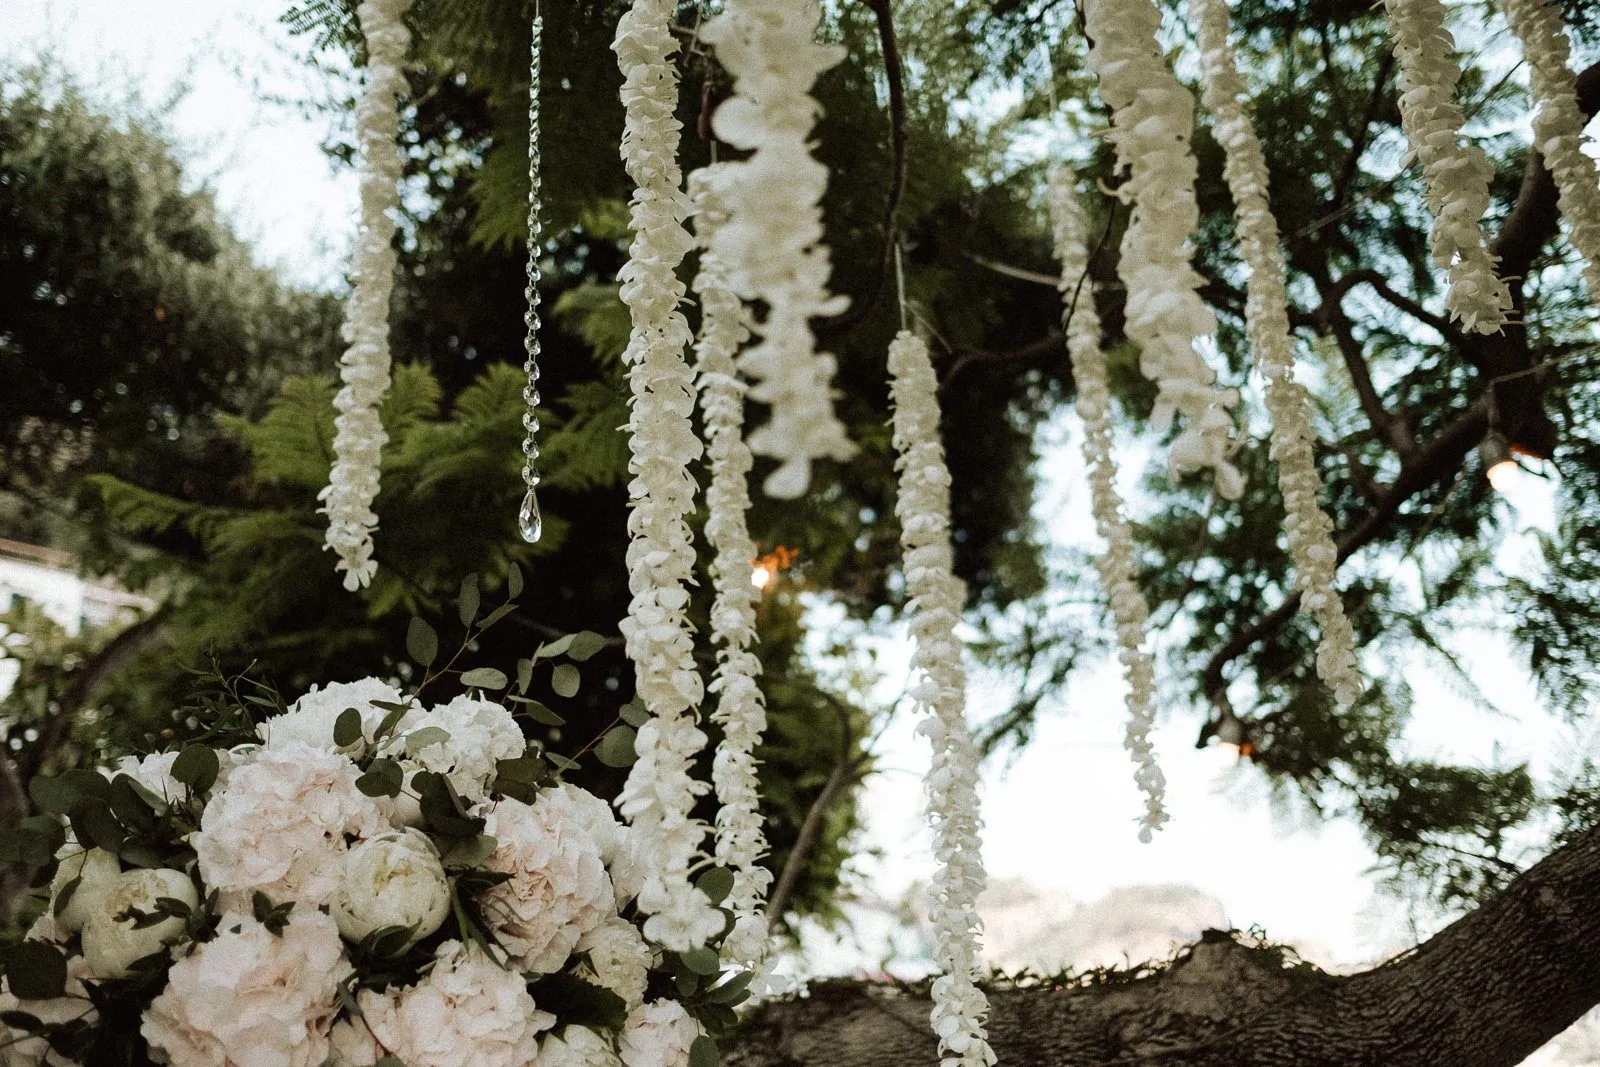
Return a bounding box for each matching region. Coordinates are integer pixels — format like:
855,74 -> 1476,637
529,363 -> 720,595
595,725 -> 637,768
507,563 -> 524,600
28,775 -> 80,817
171,745 -> 221,794
546,752 -> 580,772
0,1010 -> 43,1033
459,667 -> 509,690
619,699 -> 650,728
567,631 -> 608,662
706,969 -> 755,1005
689,1035 -> 720,1067
459,573 -> 481,627
376,1058 -> 406,1067
681,946 -> 721,975
407,616 -> 439,669
534,634 -> 575,659
525,972 -> 628,1031
372,701 -> 415,743
4,941 -> 68,1000
356,759 -> 405,798
69,799 -> 123,854
478,603 -> 517,630
52,876 -> 81,918
511,698 -> 565,726
551,663 -> 581,698
333,708 -> 364,748
440,833 -> 498,869
696,867 -> 736,906
404,727 -> 453,755
107,775 -> 159,833
516,658 -> 533,695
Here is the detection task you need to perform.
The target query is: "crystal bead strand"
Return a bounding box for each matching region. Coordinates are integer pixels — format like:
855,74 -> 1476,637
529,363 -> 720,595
518,7 -> 545,544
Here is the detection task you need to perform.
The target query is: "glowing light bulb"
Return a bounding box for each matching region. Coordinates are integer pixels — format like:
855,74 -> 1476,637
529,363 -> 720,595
751,566 -> 772,590
1487,459 -> 1522,494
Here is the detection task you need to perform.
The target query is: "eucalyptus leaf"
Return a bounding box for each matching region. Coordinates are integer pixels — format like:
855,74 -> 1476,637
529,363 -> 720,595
551,663 -> 581,698
566,630 -> 608,661
696,867 -> 736,906
595,725 -> 637,768
514,699 -> 565,726
170,745 -> 221,794
681,946 -> 721,976
5,940 -> 68,1000
356,759 -> 404,798
406,616 -> 439,668
459,667 -> 509,690
516,657 -> 533,695
479,602 -> 516,629
535,633 -> 575,659
619,700 -> 650,728
459,572 -> 481,627
689,1035 -> 721,1067
507,562 -> 524,599
333,707 -> 364,748
404,726 -> 452,755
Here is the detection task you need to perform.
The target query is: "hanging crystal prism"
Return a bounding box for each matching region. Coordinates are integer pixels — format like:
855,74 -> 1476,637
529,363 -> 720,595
518,7 -> 545,544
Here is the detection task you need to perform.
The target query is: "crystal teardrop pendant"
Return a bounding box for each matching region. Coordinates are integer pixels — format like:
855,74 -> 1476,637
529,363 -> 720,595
518,11 -> 545,544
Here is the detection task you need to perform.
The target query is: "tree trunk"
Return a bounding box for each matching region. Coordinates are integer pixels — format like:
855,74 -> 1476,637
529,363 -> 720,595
726,824 -> 1600,1066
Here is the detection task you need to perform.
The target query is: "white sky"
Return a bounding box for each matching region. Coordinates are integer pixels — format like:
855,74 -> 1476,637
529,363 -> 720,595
4,3 -> 1593,1061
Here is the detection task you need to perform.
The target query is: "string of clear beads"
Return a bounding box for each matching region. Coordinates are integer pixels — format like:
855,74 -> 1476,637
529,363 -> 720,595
518,10 -> 545,544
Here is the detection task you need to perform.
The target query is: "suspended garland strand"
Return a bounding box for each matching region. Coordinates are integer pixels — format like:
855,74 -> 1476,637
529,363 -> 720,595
689,167 -> 775,973
1190,0 -> 1363,705
611,0 -> 723,953
1081,0 -> 1244,501
1046,171 -> 1168,839
1382,0 -> 1512,334
518,9 -> 545,545
1499,0 -> 1600,304
699,0 -> 856,500
320,0 -> 410,591
888,330 -> 996,1067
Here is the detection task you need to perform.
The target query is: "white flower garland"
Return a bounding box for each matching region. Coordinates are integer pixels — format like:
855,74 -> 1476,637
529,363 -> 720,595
1190,0 -> 1364,705
320,0 -> 410,591
689,167 -> 774,970
888,330 -> 995,1067
1383,0 -> 1512,334
1082,0 -> 1245,501
1046,170 -> 1168,839
699,0 -> 855,500
611,0 -> 723,953
1500,0 -> 1600,303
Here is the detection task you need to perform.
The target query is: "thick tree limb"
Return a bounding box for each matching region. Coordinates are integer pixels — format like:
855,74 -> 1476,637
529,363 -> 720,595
727,823 -> 1600,1067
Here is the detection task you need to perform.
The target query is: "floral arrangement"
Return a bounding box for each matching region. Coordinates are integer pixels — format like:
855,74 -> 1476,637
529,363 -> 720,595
321,0 -> 411,591
699,0 -> 856,499
1189,0 -> 1364,705
0,594 -> 749,1067
1382,0 -> 1512,334
1081,0 -> 1245,501
887,330 -> 995,1067
1046,170 -> 1168,838
1499,0 -> 1600,304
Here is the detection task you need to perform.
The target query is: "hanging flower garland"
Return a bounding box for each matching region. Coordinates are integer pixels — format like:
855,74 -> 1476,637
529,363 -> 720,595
1081,0 -> 1245,501
1189,0 -> 1364,705
888,330 -> 995,1067
611,0 -> 723,953
699,0 -> 856,500
1046,170 -> 1168,839
689,167 -> 775,973
320,0 -> 410,592
1382,0 -> 1512,334
1499,0 -> 1600,303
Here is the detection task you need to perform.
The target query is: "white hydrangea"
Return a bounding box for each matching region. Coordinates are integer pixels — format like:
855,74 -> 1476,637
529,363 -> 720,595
395,694 -> 525,803
541,782 -> 643,907
141,909 -> 350,1067
887,330 -> 995,1067
481,796 -> 615,973
192,740 -> 385,909
540,1025 -> 624,1067
1189,0 -> 1363,706
356,940 -> 556,1067
1383,0 -> 1512,333
619,999 -> 700,1067
1082,0 -> 1243,500
1046,172 -> 1168,838
698,0 -> 854,498
611,0 -> 723,954
260,678 -> 416,751
689,167 -> 774,968
319,0 -> 412,590
0,953 -> 96,1066
576,917 -> 655,1011
1499,0 -> 1600,303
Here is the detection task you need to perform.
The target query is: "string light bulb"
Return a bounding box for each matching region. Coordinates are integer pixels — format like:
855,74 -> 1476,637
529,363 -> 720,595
1480,432 -> 1522,493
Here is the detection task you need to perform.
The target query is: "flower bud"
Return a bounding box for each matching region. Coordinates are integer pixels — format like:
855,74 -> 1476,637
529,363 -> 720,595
50,847 -> 122,935
82,868 -> 198,979
331,829 -> 449,948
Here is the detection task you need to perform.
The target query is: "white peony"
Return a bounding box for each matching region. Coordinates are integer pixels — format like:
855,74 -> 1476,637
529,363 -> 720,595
260,678 -> 417,752
331,828 -> 450,948
481,796 -> 614,973
540,1025 -> 624,1067
394,694 -> 525,802
49,846 -> 121,935
619,999 -> 700,1067
0,953 -> 96,1066
576,917 -> 654,1010
82,868 -> 198,979
193,740 -> 385,909
141,909 -> 350,1067
357,940 -> 555,1067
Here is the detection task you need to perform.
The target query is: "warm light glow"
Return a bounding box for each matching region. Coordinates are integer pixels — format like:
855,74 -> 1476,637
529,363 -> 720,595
747,545 -> 798,593
1487,459 -> 1522,494
750,565 -> 772,590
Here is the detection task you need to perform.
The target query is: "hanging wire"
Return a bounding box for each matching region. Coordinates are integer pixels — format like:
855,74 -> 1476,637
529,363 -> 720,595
895,241 -> 908,331
518,3 -> 546,544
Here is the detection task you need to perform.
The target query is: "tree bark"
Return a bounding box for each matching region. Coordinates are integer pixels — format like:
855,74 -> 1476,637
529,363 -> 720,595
725,824 -> 1600,1067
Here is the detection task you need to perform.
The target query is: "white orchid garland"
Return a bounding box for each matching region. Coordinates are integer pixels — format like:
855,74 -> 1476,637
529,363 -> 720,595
1082,0 -> 1244,501
699,0 -> 856,500
689,167 -> 775,971
888,330 -> 995,1067
1500,0 -> 1600,303
1046,171 -> 1168,839
1382,0 -> 1512,334
611,0 -> 723,953
320,0 -> 410,591
1190,0 -> 1364,705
